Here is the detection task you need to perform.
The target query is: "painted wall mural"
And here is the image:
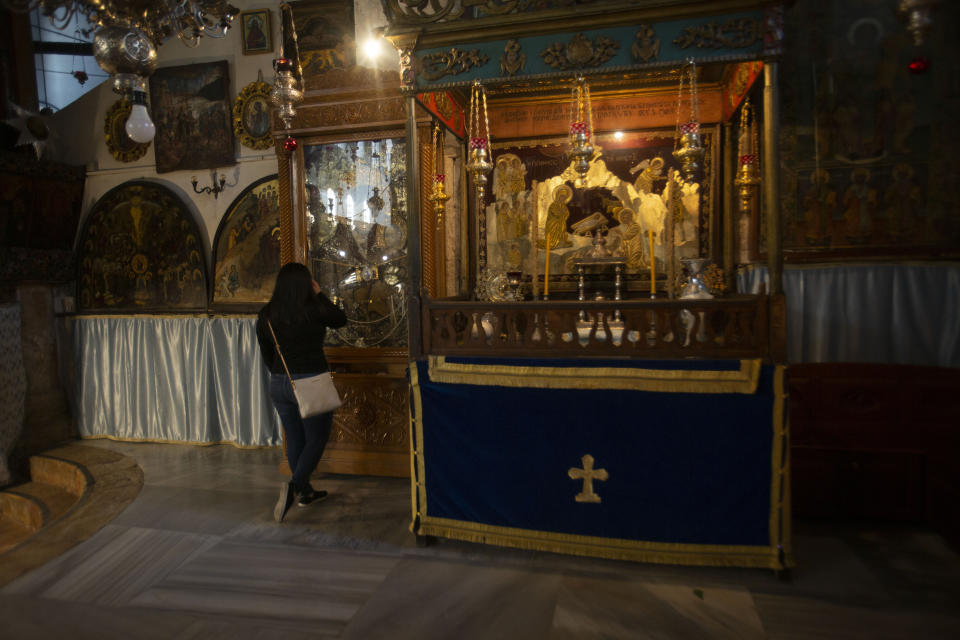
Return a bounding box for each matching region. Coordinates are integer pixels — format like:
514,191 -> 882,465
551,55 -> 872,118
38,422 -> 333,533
211,175 -> 282,307
77,182 -> 207,311
778,0 -> 960,258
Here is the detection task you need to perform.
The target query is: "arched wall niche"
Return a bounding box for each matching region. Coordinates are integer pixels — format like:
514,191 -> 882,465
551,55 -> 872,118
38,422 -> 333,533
210,173 -> 282,311
76,181 -> 208,312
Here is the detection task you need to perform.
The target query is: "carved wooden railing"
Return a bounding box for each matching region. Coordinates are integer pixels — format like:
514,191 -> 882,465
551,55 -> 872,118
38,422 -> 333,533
421,294 -> 784,362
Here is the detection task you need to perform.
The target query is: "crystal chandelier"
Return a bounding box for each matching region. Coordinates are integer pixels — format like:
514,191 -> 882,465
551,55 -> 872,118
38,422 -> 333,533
5,1 -> 239,143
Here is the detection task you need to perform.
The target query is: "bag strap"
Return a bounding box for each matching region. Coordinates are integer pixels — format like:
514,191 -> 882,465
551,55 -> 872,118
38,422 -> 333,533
266,319 -> 297,391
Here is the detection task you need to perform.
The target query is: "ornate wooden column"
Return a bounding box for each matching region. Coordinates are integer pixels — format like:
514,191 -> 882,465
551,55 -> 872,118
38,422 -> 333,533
763,62 -> 782,295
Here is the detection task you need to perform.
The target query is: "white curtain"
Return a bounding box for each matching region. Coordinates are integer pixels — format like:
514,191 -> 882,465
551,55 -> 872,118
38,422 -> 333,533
738,263 -> 960,368
74,316 -> 280,446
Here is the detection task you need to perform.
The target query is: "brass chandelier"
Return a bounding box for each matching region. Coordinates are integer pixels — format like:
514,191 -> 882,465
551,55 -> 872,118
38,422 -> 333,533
5,1 -> 239,143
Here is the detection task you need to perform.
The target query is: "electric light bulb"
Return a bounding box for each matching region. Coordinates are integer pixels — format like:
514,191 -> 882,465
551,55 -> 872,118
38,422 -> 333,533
125,90 -> 155,143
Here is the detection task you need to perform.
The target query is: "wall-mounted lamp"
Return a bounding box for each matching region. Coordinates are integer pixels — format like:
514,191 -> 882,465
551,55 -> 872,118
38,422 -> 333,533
191,170 -> 235,199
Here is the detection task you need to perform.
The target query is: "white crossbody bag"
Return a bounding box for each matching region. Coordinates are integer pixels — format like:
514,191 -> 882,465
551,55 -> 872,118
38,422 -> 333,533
267,320 -> 342,417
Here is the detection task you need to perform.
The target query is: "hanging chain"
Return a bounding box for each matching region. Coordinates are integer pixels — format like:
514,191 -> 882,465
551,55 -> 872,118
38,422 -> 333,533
468,80 -> 490,142
674,58 -> 700,150
674,65 -> 686,150
481,83 -> 490,143
689,59 -> 699,123
585,80 -> 593,139
469,82 -> 477,140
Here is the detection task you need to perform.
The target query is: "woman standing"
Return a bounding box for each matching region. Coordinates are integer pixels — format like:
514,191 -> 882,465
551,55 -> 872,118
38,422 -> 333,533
256,262 -> 346,522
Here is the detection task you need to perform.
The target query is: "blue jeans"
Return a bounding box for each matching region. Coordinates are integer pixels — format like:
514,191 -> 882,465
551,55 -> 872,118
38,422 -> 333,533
270,373 -> 333,494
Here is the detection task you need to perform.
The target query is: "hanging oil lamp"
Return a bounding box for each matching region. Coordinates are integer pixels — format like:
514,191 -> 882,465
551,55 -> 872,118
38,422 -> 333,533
733,98 -> 761,214
366,144 -> 386,217
568,75 -> 595,184
428,122 -> 450,229
466,80 -> 493,202
672,59 -> 705,182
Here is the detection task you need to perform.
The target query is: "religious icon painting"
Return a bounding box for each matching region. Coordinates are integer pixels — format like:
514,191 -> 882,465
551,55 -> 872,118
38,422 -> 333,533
233,80 -> 273,150
210,175 -> 282,310
149,61 -> 235,174
76,181 -> 208,312
103,99 -> 151,162
240,9 -> 272,55
292,0 -> 355,79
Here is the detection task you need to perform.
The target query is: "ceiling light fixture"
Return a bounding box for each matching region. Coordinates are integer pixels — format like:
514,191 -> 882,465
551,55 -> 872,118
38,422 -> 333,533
5,1 -> 240,143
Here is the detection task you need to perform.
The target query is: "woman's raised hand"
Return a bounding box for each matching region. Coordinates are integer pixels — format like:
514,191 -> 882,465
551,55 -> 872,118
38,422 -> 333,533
312,279 -> 321,295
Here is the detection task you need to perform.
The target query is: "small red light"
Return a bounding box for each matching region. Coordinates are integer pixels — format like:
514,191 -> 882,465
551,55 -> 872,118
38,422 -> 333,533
908,56 -> 930,74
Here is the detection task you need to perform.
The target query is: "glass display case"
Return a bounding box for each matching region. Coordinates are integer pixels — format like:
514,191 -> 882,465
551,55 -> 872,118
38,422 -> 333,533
303,138 -> 409,348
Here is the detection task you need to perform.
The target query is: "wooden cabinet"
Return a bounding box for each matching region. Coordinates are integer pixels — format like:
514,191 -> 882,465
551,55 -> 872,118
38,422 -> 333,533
789,363 -> 960,547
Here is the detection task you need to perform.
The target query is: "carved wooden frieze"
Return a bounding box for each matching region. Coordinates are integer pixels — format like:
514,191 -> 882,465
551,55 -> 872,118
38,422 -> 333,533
500,39 -> 526,76
293,97 -> 407,130
672,17 -> 761,49
420,47 -> 490,81
541,33 -> 619,70
332,376 -> 409,447
302,66 -> 401,92
632,24 -> 660,62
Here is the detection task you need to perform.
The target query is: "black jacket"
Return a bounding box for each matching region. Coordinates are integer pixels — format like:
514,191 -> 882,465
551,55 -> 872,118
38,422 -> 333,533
255,293 -> 347,375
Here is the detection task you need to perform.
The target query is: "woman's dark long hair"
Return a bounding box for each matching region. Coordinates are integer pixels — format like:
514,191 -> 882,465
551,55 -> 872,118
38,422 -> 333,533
265,262 -> 314,325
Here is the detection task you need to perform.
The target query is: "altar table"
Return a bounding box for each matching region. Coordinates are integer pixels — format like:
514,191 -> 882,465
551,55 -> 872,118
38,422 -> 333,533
408,356 -> 792,569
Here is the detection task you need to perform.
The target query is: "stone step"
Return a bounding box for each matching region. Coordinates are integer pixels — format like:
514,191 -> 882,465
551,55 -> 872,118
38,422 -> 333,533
0,516 -> 33,555
0,481 -> 78,530
30,455 -> 89,497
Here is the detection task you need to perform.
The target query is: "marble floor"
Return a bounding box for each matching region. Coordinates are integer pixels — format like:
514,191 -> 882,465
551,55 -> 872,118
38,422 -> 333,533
2,440 -> 959,639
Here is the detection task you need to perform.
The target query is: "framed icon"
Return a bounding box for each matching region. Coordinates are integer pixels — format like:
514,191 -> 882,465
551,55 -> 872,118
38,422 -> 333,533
233,80 -> 273,150
240,9 -> 272,55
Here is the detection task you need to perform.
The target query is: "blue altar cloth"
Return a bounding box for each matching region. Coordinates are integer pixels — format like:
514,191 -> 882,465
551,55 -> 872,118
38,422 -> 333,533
409,356 -> 791,569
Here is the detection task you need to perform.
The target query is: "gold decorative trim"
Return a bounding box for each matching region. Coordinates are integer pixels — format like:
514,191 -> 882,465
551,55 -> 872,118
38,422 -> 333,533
540,33 -> 619,70
769,365 -> 794,567
233,80 -> 274,150
500,39 -> 526,76
276,149 -> 294,265
672,17 -> 762,50
409,362 -> 428,528
420,48 -> 490,81
419,123 -> 437,297
103,99 -> 150,162
291,98 -> 407,130
408,360 -> 788,569
418,515 -> 783,568
632,24 -> 660,63
427,355 -> 763,394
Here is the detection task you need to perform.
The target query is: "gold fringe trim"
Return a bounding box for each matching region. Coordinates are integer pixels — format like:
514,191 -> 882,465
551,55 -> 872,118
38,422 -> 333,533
766,365 -> 794,568
417,516 -> 784,569
408,364 -> 423,533
408,359 -> 789,569
427,355 -> 762,394
78,434 -> 279,450
409,364 -> 429,529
